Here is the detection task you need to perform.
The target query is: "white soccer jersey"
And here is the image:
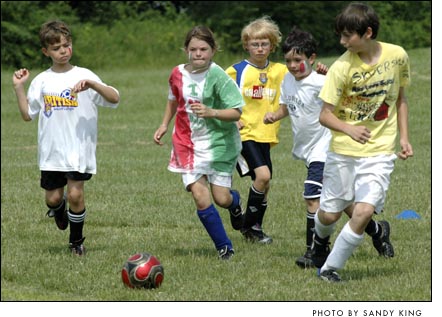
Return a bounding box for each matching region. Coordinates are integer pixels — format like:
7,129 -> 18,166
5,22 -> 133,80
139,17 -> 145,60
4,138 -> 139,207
27,66 -> 119,174
279,71 -> 330,166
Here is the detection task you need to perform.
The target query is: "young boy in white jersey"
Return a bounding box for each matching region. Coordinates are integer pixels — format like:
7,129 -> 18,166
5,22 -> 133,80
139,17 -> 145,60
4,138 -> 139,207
226,16 -> 288,244
264,26 -> 394,269
12,20 -> 120,256
153,26 -> 244,260
311,3 -> 413,282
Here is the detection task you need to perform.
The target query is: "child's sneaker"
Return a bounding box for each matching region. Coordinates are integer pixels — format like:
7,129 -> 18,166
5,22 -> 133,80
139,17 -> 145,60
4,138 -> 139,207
241,224 -> 273,244
69,237 -> 86,256
295,248 -> 315,268
319,269 -> 342,282
218,245 -> 234,260
372,220 -> 394,257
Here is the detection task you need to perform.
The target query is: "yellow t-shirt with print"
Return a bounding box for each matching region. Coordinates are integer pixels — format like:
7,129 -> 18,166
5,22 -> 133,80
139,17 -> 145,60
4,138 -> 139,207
319,42 -> 410,157
226,60 -> 288,146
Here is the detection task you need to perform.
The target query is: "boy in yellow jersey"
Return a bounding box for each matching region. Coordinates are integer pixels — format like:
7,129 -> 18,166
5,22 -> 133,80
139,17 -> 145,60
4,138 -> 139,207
226,16 -> 287,244
311,3 -> 413,282
265,25 -> 396,269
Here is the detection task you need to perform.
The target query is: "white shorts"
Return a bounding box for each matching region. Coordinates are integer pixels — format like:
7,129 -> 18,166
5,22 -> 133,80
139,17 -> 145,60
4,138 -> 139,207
182,173 -> 232,191
319,152 -> 397,214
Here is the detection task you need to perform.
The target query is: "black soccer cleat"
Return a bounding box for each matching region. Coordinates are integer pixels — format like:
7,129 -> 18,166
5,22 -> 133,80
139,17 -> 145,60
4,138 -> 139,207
372,220 -> 394,257
319,269 -> 342,283
218,245 -> 234,260
295,248 -> 315,269
69,237 -> 86,256
241,224 -> 273,244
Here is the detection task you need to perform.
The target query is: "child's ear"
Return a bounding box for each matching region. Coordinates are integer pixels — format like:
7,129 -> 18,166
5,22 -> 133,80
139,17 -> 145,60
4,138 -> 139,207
365,27 -> 373,39
41,47 -> 49,57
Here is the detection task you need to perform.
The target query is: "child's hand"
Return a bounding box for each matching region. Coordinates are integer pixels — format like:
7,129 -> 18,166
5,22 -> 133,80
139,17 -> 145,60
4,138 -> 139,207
72,79 -> 93,93
316,62 -> 328,75
190,102 -> 212,118
263,112 -> 277,124
13,68 -> 30,85
397,142 -> 413,160
348,125 -> 371,144
154,124 -> 168,146
236,120 -> 245,130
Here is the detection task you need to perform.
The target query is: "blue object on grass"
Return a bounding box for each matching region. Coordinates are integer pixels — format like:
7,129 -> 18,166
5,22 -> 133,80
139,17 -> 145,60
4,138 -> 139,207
395,210 -> 421,219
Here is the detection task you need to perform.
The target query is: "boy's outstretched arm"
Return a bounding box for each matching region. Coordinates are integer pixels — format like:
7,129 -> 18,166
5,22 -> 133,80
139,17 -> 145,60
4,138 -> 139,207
12,68 -> 32,121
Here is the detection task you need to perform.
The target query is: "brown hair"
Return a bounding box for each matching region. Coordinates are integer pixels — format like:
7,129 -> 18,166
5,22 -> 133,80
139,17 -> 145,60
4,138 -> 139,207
335,3 -> 380,39
184,26 -> 218,51
39,20 -> 72,48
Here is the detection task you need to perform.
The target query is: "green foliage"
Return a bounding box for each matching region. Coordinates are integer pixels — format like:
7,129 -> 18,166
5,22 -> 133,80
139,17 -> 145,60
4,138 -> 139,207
0,48 -> 431,305
1,1 -> 431,69
369,1 -> 432,50
72,14 -> 195,70
185,1 -> 431,57
1,1 -> 79,68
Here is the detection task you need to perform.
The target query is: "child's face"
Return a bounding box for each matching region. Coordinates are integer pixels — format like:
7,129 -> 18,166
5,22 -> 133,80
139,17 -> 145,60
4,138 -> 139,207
186,37 -> 215,72
284,50 -> 313,80
246,38 -> 272,64
339,30 -> 365,53
42,36 -> 73,66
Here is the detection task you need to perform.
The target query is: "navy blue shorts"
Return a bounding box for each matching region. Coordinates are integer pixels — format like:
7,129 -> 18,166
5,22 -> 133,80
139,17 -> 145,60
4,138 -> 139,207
236,140 -> 272,180
303,161 -> 324,200
40,171 -> 92,191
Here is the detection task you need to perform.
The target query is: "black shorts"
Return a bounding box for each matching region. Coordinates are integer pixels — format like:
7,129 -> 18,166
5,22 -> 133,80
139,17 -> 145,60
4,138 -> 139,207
40,171 -> 92,191
303,161 -> 324,200
236,140 -> 272,180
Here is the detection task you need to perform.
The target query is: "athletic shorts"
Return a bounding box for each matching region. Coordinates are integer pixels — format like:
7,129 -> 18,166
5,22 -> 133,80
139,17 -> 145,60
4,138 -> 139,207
40,171 -> 92,191
236,140 -> 272,180
319,152 -> 397,214
182,173 -> 232,191
304,161 -> 324,200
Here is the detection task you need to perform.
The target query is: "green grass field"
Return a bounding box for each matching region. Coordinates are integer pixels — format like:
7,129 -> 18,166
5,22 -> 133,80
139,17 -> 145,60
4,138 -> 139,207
1,47 -> 432,311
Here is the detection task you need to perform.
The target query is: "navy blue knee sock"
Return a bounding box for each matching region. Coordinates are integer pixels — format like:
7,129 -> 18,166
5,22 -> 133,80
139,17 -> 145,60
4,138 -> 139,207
227,190 -> 240,210
197,204 -> 232,250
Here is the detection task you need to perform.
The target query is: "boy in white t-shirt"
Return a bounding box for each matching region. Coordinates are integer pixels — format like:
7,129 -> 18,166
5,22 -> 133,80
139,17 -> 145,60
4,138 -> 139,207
13,20 -> 120,256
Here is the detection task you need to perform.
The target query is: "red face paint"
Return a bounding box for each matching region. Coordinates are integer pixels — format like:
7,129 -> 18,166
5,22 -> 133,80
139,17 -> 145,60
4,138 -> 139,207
299,62 -> 305,73
299,60 -> 311,74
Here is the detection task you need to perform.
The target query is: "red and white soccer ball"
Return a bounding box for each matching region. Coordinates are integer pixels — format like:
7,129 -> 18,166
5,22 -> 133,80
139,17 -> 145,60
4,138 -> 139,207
121,252 -> 164,289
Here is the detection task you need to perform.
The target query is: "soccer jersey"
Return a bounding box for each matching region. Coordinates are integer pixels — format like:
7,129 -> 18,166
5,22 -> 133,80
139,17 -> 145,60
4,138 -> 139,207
226,60 -> 287,145
167,62 -> 244,176
27,66 -> 119,174
319,42 -> 410,157
280,71 -> 330,166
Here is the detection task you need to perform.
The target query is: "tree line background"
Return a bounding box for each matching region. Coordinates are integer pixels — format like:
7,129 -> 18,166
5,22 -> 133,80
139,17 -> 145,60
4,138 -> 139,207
1,1 -> 431,70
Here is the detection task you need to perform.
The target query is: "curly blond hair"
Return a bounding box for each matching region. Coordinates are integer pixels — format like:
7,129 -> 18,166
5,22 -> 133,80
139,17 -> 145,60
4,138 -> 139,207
241,16 -> 282,53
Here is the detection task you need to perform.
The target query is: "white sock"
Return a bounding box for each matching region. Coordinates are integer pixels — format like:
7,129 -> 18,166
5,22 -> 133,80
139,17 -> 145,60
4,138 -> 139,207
314,212 -> 336,239
322,221 -> 364,271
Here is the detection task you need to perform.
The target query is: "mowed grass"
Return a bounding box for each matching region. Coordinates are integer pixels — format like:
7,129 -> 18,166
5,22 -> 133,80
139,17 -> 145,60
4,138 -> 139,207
1,47 -> 431,304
